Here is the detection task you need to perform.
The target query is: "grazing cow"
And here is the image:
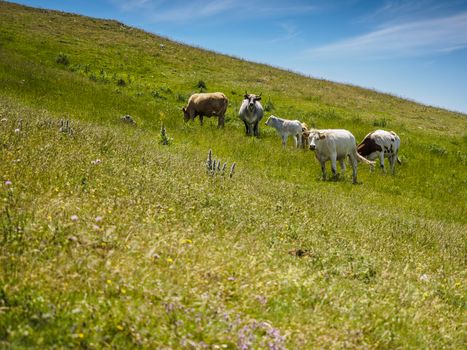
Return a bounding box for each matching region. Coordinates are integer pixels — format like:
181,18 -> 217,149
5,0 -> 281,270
265,115 -> 306,148
308,129 -> 375,184
182,92 -> 228,128
238,93 -> 264,137
357,130 -> 401,174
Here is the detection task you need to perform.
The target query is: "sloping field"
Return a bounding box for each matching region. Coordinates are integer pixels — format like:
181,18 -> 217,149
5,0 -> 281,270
1,2 -> 466,348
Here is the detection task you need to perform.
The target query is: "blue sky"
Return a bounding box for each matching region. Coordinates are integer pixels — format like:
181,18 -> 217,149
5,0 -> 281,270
12,0 -> 467,113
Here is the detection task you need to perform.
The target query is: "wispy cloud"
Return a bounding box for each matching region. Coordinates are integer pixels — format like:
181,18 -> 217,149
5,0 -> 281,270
148,0 -> 236,22
112,0 -> 315,23
114,0 -> 156,12
306,11 -> 467,59
267,23 -> 300,43
358,0 -> 434,23
357,0 -> 466,26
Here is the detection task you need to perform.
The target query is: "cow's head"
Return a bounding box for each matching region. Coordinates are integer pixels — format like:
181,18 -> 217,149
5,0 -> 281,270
182,107 -> 190,121
244,92 -> 262,112
265,115 -> 275,126
308,131 -> 325,151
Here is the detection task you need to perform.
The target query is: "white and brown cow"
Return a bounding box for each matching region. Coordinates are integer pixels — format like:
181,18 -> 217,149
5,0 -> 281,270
182,92 -> 228,128
308,129 -> 375,184
265,115 -> 305,148
357,130 -> 401,174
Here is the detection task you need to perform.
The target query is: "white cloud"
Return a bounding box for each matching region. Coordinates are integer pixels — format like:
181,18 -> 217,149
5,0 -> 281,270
266,23 -> 300,44
112,0 -> 315,23
115,0 -> 154,12
306,11 -> 467,59
149,0 -> 236,22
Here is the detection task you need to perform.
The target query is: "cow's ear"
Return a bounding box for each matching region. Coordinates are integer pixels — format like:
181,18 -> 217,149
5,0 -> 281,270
255,96 -> 262,101
318,132 -> 326,140
244,94 -> 249,99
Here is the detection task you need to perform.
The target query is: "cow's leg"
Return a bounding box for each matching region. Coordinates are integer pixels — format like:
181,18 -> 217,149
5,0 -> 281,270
330,154 -> 338,181
199,115 -> 204,126
320,160 -> 327,181
297,134 -> 302,148
217,115 -> 224,128
379,151 -> 386,174
350,155 -> 358,184
243,121 -> 249,135
253,121 -> 260,137
389,154 -> 396,175
339,159 -> 346,174
281,135 -> 287,148
292,135 -> 298,148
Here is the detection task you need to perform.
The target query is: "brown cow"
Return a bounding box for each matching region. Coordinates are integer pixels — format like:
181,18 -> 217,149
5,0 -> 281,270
182,92 -> 228,128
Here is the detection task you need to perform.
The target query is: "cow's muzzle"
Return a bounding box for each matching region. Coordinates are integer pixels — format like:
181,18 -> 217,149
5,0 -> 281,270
309,145 -> 316,150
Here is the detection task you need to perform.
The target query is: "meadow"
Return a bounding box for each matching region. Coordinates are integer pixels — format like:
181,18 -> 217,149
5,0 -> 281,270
1,2 -> 466,349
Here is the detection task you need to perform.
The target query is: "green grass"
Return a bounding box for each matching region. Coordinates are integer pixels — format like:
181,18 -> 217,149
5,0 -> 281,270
1,1 -> 466,349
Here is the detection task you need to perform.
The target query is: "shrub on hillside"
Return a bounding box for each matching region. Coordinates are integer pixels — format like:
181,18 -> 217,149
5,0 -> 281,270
429,144 -> 447,156
373,118 -> 388,127
152,90 -> 166,100
159,86 -> 172,94
264,99 -> 275,112
159,122 -> 172,145
55,53 -> 69,65
197,80 -> 207,92
176,93 -> 188,102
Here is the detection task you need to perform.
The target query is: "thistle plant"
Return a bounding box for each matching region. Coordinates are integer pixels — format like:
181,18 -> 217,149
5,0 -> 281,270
205,150 -> 236,178
206,149 -> 213,173
229,163 -> 236,178
158,122 -> 172,145
59,119 -> 73,135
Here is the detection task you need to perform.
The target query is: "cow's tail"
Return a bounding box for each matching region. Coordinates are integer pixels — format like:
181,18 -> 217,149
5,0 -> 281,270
397,156 -> 402,165
356,152 -> 375,166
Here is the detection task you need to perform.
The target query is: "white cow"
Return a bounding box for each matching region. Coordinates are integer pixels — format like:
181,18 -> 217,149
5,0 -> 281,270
265,115 -> 305,148
308,129 -> 375,184
357,130 -> 401,174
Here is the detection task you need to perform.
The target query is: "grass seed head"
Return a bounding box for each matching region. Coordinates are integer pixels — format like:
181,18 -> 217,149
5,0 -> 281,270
229,162 -> 236,178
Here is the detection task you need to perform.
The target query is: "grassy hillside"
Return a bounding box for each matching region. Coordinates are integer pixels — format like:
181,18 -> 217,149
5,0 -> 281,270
1,1 -> 466,349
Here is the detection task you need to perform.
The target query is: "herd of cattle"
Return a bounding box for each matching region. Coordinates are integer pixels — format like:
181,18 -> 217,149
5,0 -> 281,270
182,92 -> 401,184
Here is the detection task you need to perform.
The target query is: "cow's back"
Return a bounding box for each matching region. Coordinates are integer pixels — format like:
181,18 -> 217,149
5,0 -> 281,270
371,130 -> 400,152
317,129 -> 356,159
188,92 -> 228,115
